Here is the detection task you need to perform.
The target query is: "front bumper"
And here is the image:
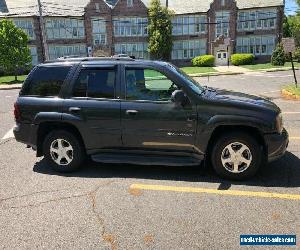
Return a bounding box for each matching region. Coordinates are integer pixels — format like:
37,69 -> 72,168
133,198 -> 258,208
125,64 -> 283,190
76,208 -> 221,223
264,128 -> 289,162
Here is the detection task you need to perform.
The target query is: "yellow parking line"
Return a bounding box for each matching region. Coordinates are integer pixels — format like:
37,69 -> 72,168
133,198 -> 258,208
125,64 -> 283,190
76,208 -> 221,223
282,112 -> 300,114
290,137 -> 300,140
130,184 -> 300,201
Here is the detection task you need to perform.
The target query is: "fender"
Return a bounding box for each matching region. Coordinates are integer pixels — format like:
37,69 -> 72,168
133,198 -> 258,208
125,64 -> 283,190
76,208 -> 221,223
206,114 -> 274,133
34,112 -> 62,125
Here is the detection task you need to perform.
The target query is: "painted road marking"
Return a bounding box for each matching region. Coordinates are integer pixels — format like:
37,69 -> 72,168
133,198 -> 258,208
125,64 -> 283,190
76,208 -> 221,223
130,184 -> 300,201
2,127 -> 14,140
290,137 -> 300,140
282,112 -> 300,114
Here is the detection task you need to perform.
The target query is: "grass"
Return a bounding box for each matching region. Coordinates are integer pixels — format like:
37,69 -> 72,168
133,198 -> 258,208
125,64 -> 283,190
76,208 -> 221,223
0,75 -> 27,85
283,84 -> 300,96
180,66 -> 216,74
242,62 -> 300,70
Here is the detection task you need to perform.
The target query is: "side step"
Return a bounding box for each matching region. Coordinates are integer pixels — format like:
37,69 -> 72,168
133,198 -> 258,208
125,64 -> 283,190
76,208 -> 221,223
91,153 -> 202,166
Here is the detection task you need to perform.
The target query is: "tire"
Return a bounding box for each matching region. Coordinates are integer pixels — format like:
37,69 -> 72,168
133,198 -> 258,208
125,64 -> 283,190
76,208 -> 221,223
211,132 -> 262,180
43,130 -> 85,172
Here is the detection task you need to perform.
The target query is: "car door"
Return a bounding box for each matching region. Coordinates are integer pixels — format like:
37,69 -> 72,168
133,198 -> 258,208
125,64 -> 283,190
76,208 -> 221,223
120,65 -> 197,154
63,65 -> 122,151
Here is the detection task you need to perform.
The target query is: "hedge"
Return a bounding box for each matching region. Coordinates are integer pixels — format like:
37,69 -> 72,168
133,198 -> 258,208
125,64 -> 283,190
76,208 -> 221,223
192,55 -> 215,67
230,54 -> 254,66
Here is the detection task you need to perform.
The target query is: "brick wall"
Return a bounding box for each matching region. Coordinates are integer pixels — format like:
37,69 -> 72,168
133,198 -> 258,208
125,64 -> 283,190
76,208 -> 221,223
26,0 -> 284,65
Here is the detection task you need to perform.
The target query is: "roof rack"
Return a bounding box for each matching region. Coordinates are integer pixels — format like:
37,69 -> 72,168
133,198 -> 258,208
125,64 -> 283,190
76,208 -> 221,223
45,56 -> 135,63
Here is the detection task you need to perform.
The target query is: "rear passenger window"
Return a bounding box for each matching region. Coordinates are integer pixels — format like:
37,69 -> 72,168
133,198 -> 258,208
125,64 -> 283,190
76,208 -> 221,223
21,66 -> 71,97
73,69 -> 116,99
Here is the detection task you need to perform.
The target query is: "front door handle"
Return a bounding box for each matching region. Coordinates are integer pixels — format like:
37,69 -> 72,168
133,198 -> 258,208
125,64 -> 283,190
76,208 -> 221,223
69,107 -> 81,112
126,110 -> 138,115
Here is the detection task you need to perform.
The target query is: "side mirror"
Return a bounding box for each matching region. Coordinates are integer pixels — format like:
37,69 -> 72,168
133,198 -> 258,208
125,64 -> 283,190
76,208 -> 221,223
171,90 -> 189,107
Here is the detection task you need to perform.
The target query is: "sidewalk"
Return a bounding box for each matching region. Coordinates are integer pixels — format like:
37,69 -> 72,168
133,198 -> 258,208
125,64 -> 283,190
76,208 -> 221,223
213,65 -> 252,74
0,83 -> 22,90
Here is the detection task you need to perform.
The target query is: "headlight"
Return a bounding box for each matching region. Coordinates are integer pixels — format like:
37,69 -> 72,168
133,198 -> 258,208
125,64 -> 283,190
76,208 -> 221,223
276,113 -> 283,133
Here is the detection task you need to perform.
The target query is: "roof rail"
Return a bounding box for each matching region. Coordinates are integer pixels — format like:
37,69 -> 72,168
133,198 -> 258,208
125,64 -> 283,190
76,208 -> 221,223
44,56 -> 136,63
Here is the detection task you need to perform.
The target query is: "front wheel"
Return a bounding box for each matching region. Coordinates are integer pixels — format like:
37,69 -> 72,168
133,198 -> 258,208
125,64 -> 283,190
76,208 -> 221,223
211,132 -> 263,180
43,130 -> 85,172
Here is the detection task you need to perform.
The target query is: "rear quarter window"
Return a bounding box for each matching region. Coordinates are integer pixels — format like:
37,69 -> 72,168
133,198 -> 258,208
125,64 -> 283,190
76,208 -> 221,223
20,66 -> 71,97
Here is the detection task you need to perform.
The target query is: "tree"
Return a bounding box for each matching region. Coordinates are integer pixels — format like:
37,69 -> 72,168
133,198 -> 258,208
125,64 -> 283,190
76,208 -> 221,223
147,0 -> 173,60
0,19 -> 32,81
271,43 -> 286,66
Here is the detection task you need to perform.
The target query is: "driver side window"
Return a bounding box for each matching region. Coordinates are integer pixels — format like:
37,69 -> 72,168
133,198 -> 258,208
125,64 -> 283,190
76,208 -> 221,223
125,68 -> 178,101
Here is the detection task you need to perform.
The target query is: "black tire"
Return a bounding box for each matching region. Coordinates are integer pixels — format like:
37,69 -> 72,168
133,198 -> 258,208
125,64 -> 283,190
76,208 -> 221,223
211,132 -> 262,180
43,130 -> 85,173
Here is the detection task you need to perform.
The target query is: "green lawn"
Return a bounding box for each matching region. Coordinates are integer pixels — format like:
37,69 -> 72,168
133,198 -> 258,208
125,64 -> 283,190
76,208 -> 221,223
0,75 -> 27,85
242,62 -> 300,70
180,66 -> 216,74
283,84 -> 300,96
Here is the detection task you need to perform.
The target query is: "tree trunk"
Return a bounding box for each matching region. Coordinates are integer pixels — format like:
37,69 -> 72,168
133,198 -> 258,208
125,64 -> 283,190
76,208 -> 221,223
15,75 -> 18,81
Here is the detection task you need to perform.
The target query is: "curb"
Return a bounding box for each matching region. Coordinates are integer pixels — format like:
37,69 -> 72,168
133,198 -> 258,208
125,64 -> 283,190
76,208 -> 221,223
281,89 -> 300,100
0,85 -> 22,91
260,67 -> 299,73
189,72 -> 244,77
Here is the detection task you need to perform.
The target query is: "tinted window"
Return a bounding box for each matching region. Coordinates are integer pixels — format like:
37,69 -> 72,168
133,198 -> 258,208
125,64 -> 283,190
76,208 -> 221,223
73,69 -> 115,99
21,66 -> 71,96
126,68 -> 178,101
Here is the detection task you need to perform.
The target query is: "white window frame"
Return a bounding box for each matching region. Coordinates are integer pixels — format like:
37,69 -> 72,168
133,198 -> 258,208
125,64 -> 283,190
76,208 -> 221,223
48,44 -> 87,60
127,0 -> 133,7
92,18 -> 107,45
13,18 -> 35,40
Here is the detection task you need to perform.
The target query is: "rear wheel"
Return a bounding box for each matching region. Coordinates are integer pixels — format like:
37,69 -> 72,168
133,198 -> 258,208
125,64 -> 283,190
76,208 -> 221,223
43,130 -> 85,172
211,132 -> 262,180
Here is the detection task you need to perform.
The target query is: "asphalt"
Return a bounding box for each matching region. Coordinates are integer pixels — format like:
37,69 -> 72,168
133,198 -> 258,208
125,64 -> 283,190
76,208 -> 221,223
0,70 -> 299,250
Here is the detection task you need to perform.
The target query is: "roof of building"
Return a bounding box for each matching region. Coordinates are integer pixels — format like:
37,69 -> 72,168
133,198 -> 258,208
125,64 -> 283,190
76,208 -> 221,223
0,0 -> 284,17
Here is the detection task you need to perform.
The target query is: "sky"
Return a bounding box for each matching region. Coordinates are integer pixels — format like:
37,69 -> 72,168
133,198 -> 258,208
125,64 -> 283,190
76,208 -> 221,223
285,0 -> 299,15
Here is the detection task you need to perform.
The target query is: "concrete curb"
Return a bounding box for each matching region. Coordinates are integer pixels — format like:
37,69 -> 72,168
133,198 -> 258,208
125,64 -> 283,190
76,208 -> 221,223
0,84 -> 22,91
189,72 -> 244,77
281,89 -> 300,100
258,67 -> 299,73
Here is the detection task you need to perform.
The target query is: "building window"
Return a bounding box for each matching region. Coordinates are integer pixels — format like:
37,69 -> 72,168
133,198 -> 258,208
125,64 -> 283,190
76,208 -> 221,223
215,11 -> 230,37
114,43 -> 149,59
95,3 -> 100,12
127,0 -> 133,7
13,18 -> 35,40
29,46 -> 38,65
172,15 -> 206,36
172,39 -> 206,60
45,18 -> 85,40
221,0 -> 225,6
236,36 -> 275,56
237,9 -> 277,31
113,17 -> 148,37
92,18 -> 107,45
48,44 -> 87,60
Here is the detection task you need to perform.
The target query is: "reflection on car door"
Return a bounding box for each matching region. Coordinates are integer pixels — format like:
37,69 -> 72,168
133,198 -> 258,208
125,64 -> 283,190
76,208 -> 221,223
63,66 -> 122,151
120,66 -> 197,154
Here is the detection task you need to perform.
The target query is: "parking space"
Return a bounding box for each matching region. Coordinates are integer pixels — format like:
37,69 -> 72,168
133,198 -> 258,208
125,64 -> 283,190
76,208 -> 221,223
0,70 -> 300,249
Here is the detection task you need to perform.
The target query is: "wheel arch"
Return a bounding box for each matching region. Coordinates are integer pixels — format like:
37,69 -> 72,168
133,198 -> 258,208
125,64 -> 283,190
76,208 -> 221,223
206,125 -> 267,162
36,122 -> 85,157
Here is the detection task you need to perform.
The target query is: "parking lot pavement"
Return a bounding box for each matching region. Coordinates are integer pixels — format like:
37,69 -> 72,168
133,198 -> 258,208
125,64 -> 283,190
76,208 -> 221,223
0,71 -> 300,249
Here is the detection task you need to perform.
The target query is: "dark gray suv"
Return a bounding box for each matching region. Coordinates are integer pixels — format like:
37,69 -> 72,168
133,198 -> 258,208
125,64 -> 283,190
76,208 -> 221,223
13,57 -> 288,180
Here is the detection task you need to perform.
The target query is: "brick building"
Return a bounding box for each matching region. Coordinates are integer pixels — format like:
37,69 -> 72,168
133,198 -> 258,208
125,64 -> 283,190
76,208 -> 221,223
0,0 -> 284,66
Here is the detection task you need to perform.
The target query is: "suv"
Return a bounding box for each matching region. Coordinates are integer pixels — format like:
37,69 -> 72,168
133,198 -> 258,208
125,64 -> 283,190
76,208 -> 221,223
13,58 -> 288,180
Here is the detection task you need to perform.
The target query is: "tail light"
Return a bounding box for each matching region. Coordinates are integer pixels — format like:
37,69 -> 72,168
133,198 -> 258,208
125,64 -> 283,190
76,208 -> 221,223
14,102 -> 21,122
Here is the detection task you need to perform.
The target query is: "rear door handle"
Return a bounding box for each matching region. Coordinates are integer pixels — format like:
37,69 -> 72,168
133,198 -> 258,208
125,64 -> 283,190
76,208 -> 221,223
126,110 -> 138,115
69,107 -> 81,112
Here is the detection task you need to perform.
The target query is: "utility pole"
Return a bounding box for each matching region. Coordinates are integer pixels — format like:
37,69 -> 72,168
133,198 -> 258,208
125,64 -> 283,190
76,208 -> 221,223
37,0 -> 49,61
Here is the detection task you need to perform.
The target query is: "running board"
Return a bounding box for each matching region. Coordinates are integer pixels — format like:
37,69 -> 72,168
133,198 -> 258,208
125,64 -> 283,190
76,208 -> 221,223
91,153 -> 202,166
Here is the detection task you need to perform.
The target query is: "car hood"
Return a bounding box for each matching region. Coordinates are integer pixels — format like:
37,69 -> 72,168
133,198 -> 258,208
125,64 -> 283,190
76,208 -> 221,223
203,87 -> 280,113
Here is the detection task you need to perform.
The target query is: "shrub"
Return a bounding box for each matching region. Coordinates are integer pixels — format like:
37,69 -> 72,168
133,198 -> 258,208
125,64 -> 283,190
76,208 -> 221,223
192,55 -> 215,67
293,47 -> 300,62
271,43 -> 285,66
230,54 -> 254,66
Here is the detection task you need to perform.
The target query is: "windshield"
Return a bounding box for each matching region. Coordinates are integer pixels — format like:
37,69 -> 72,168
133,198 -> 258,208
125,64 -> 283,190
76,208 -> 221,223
165,63 -> 204,94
